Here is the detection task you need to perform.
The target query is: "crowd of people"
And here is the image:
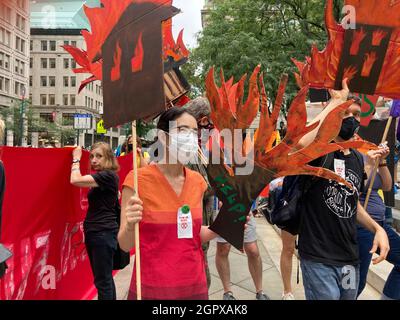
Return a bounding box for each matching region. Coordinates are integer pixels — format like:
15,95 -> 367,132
2,82 -> 398,301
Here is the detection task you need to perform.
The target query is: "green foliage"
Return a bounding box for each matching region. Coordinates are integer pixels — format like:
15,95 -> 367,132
186,0 -> 345,112
0,100 -> 76,146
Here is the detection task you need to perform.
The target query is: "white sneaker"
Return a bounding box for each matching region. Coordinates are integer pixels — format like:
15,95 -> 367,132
282,293 -> 295,300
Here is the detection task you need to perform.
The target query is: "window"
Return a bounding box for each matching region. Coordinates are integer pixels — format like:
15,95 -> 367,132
40,95 -> 47,105
70,95 -> 76,106
41,76 -> 47,87
49,58 -> 56,69
40,113 -> 53,123
41,58 -> 47,69
29,76 -> 32,87
49,94 -> 55,105
71,59 -> 76,69
15,37 -> 25,53
30,40 -> 33,51
71,41 -> 77,47
41,41 -> 47,51
4,78 -> 9,93
0,52 -> 4,68
71,77 -> 76,87
16,14 -> 26,31
49,76 -> 55,87
64,41 -> 69,46
63,94 -> 68,105
63,58 -> 69,69
14,82 -> 19,95
15,59 -> 19,73
0,27 -> 10,46
15,36 -> 20,51
62,113 -> 74,126
29,57 -> 33,68
50,41 -> 56,51
63,76 -> 68,87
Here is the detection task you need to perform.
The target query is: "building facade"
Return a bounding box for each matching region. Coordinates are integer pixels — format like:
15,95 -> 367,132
201,0 -> 215,28
0,0 -> 30,145
30,28 -> 122,149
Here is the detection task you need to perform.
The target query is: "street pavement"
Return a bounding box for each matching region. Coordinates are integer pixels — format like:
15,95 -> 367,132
109,217 -> 381,300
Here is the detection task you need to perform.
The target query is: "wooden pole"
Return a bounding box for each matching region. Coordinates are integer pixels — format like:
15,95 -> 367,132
363,116 -> 393,210
131,120 -> 141,300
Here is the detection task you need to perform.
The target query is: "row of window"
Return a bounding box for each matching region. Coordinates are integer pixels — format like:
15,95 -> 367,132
0,76 -> 26,96
30,57 -> 77,69
0,52 -> 26,75
32,40 -> 78,52
40,94 -> 76,107
0,31 -> 27,54
85,96 -> 103,112
36,76 -> 76,87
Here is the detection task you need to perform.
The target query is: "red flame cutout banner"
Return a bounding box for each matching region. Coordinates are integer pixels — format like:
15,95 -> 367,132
205,66 -> 377,249
63,0 -> 190,128
293,0 -> 400,99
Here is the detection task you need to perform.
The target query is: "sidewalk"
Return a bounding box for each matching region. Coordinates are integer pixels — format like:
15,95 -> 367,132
111,217 -> 381,300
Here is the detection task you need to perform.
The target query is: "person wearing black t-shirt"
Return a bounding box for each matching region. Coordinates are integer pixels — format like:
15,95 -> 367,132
70,142 -> 120,300
296,79 -> 389,300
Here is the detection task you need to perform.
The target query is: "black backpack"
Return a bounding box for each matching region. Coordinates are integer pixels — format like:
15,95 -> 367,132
263,149 -> 365,235
263,153 -> 335,235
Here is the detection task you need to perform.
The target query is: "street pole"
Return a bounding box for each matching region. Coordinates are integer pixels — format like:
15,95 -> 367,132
20,87 -> 27,147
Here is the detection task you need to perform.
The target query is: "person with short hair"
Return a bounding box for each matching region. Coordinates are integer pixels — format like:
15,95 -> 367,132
70,142 -> 120,300
296,80 -> 390,300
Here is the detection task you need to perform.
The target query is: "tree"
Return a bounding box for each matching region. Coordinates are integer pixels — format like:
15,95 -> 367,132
0,101 -> 76,147
187,0 -> 345,112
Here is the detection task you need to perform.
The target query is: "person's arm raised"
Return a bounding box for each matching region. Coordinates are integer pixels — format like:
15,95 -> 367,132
70,147 -> 98,188
297,78 -> 350,149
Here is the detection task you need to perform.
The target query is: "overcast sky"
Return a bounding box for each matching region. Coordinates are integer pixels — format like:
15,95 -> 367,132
30,0 -> 205,48
172,0 -> 205,48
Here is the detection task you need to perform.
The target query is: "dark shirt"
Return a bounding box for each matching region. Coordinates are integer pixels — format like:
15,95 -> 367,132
359,174 -> 386,222
84,170 -> 119,233
299,150 -> 365,266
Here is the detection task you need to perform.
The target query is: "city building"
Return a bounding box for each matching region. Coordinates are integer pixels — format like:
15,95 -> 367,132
201,0 -> 215,28
0,0 -> 30,145
30,28 -> 122,148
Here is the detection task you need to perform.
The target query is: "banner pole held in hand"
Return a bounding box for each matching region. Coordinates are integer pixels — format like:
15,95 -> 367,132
132,120 -> 141,300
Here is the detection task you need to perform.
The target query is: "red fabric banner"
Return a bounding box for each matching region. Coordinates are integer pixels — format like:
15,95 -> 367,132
0,147 -> 132,300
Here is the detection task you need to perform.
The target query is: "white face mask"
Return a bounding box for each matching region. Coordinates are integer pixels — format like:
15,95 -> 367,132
169,132 -> 198,164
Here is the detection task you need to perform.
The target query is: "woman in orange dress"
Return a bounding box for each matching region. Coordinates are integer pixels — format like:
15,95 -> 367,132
118,107 -> 218,300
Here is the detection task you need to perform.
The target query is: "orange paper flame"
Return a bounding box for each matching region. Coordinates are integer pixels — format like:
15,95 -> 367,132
206,66 -> 377,186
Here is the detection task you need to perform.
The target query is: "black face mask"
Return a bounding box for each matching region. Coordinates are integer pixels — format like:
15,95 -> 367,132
339,117 -> 360,141
198,122 -> 214,130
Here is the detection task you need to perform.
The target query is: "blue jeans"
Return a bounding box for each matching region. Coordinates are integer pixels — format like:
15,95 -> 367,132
357,222 -> 400,299
301,259 -> 360,300
85,230 -> 118,300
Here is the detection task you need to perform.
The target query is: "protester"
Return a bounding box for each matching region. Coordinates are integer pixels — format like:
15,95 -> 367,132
183,97 -> 216,289
358,144 -> 400,300
214,210 -> 269,300
70,142 -> 120,300
118,107 -> 219,300
295,80 -> 390,300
